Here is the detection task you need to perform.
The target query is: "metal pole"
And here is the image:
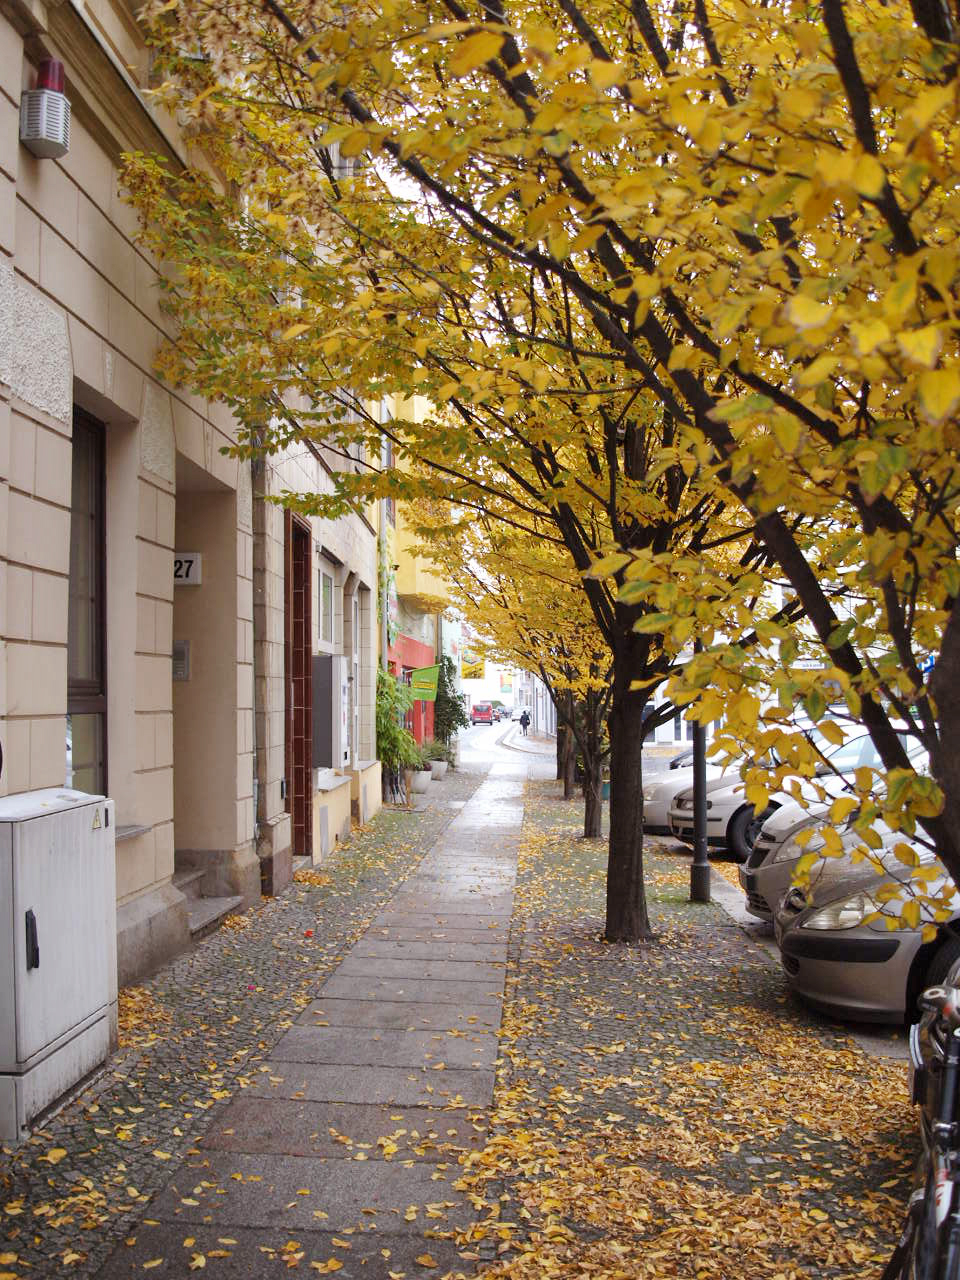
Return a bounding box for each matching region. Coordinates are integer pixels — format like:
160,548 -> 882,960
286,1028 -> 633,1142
690,640 -> 711,903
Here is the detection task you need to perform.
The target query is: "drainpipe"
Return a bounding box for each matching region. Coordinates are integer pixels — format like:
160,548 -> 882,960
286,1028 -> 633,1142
378,499 -> 389,670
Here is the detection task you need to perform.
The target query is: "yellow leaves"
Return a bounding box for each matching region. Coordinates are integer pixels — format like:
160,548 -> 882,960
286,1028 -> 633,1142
309,1261 -> 343,1273
589,59 -> 623,90
188,1254 -> 206,1270
785,295 -> 833,332
280,323 -> 311,342
849,318 -> 890,356
585,551 -> 631,579
449,30 -> 504,76
415,1255 -> 438,1268
771,415 -> 803,455
795,355 -> 837,389
907,83 -> 955,132
744,783 -> 769,811
901,899 -> 922,930
827,796 -> 858,823
852,154 -> 885,199
532,102 -> 569,134
39,1147 -> 68,1165
897,326 -> 943,369
917,367 -> 960,424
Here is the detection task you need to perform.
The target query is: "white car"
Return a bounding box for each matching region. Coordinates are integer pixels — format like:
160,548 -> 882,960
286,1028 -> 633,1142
668,731 -> 898,863
741,738 -> 930,919
641,763 -> 725,835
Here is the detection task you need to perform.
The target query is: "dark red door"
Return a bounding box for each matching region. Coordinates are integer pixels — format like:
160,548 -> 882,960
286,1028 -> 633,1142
285,512 -> 313,859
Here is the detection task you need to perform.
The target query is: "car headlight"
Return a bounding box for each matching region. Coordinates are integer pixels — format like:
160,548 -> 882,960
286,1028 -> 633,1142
802,891 -> 874,931
771,832 -> 825,865
642,785 -> 658,802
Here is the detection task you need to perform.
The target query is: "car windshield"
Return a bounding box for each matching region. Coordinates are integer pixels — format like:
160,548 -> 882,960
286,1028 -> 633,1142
817,731 -> 927,774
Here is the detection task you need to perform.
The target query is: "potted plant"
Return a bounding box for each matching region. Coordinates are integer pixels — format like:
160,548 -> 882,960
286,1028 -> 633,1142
408,746 -> 433,794
422,739 -> 449,779
376,669 -> 422,803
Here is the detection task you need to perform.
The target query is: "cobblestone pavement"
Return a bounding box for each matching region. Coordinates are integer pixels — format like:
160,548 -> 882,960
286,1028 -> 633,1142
457,777 -> 919,1279
0,767 -> 486,1279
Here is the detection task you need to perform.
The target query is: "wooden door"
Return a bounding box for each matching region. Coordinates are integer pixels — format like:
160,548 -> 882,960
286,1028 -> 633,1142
285,512 -> 313,859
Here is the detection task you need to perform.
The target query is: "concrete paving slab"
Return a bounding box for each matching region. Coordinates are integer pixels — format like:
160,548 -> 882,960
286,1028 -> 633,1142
100,1223 -> 473,1280
144,1151 -> 475,1232
383,895 -> 514,915
201,1098 -> 488,1159
296,999 -> 502,1030
269,1025 -> 498,1069
352,938 -> 508,962
318,975 -> 505,1005
333,957 -> 505,982
244,1062 -> 495,1106
370,911 -> 511,933
365,924 -> 510,944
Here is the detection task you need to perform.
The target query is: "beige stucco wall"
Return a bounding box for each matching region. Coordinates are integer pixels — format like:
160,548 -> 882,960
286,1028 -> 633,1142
0,1 -> 256,982
254,440 -> 381,878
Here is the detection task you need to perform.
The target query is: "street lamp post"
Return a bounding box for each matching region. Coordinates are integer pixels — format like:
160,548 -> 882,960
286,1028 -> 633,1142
690,641 -> 711,903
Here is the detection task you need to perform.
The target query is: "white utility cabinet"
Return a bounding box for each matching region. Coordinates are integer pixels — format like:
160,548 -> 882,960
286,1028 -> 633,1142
0,788 -> 116,1142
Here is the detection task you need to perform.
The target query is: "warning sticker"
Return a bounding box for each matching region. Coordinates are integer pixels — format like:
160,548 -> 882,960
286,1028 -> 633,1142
92,809 -> 102,831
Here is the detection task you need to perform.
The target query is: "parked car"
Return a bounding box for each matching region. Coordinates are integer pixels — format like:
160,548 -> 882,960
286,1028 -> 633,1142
471,702 -> 494,725
774,853 -> 960,1024
668,729 -> 894,863
670,747 -> 694,770
741,735 -> 930,920
642,761 -> 726,836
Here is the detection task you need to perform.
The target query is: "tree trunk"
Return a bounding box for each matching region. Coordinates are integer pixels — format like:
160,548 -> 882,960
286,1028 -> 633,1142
583,759 -> 603,837
563,737 -> 577,800
605,633 -> 653,942
556,723 -> 565,781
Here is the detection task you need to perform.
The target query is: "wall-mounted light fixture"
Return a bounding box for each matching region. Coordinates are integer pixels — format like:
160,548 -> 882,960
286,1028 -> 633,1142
20,59 -> 70,160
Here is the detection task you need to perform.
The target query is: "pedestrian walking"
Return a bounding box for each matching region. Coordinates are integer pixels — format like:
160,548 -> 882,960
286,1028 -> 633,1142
520,709 -> 530,736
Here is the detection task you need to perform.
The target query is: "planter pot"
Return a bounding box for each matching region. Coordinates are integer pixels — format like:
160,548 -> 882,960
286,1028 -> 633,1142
409,769 -> 433,794
429,760 -> 448,779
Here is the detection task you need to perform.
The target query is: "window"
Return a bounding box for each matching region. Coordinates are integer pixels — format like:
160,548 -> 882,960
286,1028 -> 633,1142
68,409 -> 106,793
319,570 -> 333,645
382,438 -> 396,526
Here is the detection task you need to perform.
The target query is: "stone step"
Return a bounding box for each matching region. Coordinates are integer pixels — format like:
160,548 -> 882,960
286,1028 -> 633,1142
172,867 -> 206,899
187,894 -> 244,939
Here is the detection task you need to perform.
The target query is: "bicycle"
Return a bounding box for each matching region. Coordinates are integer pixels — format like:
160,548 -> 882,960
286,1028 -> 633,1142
884,985 -> 960,1279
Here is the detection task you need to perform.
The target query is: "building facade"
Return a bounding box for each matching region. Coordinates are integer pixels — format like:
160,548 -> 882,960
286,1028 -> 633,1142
1,0 -> 262,988
253,441 -> 380,889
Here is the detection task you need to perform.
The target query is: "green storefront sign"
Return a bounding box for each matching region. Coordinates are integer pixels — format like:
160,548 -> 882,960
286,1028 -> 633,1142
410,664 -> 439,701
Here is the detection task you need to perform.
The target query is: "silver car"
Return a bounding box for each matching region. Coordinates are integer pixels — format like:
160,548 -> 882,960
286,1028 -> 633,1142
742,737 -> 929,920
774,859 -> 960,1024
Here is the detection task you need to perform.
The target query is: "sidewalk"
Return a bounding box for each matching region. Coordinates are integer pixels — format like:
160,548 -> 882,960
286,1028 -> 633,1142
1,760 -> 915,1279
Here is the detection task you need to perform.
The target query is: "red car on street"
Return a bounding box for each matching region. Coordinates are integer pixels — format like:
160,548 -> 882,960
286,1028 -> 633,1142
471,702 -> 493,725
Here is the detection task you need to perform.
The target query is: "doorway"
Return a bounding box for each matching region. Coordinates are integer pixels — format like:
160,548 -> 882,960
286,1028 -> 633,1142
285,512 -> 313,859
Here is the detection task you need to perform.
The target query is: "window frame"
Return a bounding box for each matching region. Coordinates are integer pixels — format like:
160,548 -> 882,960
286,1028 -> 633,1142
67,407 -> 107,793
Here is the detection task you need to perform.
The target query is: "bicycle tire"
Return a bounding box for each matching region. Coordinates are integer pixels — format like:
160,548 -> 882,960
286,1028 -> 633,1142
912,1165 -> 947,1280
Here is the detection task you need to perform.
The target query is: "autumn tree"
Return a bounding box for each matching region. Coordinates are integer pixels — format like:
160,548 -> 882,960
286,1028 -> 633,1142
410,497 -> 613,836
123,151 -> 744,944
125,0 -> 960,909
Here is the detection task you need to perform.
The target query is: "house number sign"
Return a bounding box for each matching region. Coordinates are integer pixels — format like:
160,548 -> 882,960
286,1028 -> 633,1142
174,552 -> 202,585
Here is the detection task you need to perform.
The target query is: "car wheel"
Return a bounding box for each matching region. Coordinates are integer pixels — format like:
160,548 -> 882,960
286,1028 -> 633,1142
922,934 -> 960,990
726,805 -> 761,863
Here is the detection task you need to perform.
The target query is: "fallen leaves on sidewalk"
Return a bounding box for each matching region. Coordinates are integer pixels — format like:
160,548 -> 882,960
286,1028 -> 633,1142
448,779 -> 914,1280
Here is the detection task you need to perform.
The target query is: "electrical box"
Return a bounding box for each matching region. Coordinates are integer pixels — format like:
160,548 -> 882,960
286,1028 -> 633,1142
0,789 -> 117,1142
313,654 -> 350,769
